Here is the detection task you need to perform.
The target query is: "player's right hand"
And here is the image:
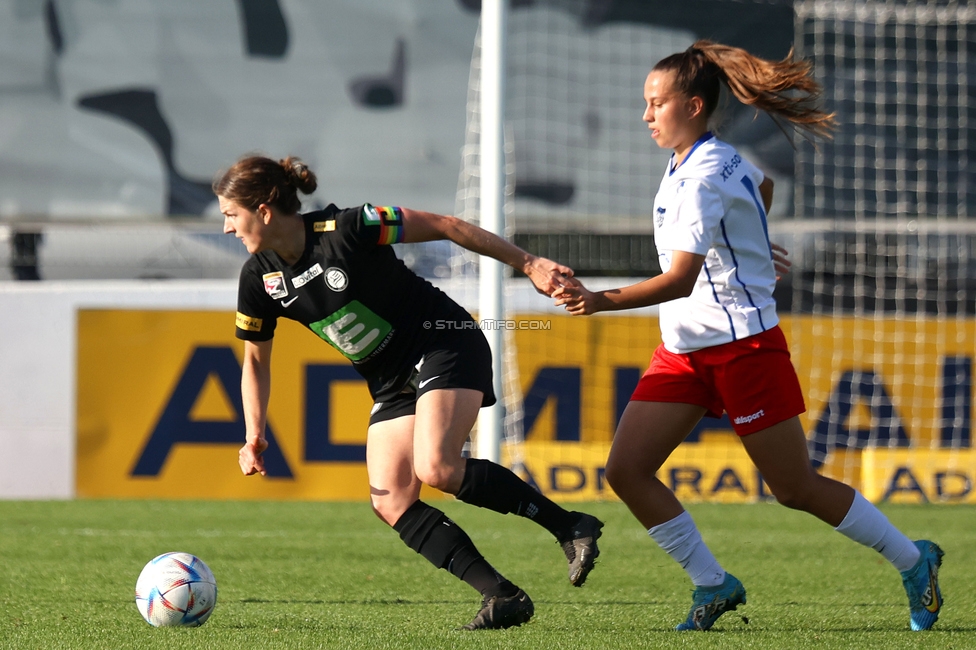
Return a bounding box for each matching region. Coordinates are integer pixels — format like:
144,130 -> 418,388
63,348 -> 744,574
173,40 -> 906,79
553,282 -> 599,315
239,438 -> 269,476
524,255 -> 575,296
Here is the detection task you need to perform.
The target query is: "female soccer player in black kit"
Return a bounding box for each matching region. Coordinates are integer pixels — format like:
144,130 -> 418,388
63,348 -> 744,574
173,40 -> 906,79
214,154 -> 602,630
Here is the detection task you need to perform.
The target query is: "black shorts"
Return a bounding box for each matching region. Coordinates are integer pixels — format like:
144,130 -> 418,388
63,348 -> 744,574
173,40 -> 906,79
368,327 -> 497,426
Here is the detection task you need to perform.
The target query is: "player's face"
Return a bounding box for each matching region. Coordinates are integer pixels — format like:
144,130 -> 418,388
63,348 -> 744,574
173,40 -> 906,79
219,196 -> 266,254
642,70 -> 701,152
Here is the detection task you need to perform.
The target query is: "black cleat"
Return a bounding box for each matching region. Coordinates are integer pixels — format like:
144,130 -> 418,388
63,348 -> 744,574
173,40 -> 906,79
560,512 -> 604,587
460,589 -> 534,630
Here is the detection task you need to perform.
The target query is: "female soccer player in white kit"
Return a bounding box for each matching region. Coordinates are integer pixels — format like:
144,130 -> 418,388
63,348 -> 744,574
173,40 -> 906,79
554,40 -> 943,632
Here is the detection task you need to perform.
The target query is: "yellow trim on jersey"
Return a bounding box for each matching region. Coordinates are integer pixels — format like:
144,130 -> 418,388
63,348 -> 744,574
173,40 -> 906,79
236,312 -> 263,332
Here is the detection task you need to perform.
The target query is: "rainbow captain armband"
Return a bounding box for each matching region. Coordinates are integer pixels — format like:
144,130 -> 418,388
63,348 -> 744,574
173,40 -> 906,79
362,203 -> 405,245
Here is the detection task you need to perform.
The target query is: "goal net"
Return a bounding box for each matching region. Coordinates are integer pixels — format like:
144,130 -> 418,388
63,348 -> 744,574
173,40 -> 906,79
788,0 -> 976,503
455,0 -> 976,505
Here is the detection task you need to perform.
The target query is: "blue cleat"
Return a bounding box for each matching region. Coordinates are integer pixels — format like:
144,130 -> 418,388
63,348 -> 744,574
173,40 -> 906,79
676,572 -> 746,631
900,540 -> 944,631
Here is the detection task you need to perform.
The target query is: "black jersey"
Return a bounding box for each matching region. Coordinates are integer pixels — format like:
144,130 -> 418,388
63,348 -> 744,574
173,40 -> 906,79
234,203 -> 475,401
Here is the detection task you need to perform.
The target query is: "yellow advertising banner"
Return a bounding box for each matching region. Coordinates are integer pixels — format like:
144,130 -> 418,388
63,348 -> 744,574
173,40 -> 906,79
508,437 -> 769,504
861,448 -> 976,504
77,310 -> 416,500
508,313 -> 976,492
77,309 -> 976,502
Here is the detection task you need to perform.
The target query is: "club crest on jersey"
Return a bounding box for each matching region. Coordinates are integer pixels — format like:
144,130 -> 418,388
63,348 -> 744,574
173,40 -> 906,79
362,204 -> 381,224
292,263 -> 324,288
263,271 -> 288,299
325,266 -> 349,292
655,206 -> 666,227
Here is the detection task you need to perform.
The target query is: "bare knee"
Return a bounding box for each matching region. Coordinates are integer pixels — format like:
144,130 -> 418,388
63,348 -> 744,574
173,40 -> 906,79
772,487 -> 813,511
605,453 -> 653,495
414,457 -> 461,493
604,456 -> 628,493
768,473 -> 820,511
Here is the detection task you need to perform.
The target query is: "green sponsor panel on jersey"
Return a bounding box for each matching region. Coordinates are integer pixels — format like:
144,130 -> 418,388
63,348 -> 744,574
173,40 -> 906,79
309,301 -> 392,361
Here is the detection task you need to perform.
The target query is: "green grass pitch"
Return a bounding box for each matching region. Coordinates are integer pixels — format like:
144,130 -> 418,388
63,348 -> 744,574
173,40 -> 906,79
1,499 -> 973,649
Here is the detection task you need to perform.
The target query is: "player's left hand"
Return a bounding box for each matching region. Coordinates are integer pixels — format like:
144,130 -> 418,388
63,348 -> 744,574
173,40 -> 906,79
771,242 -> 791,280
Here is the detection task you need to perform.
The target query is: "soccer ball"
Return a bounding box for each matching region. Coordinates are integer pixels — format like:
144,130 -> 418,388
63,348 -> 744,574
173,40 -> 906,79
135,552 -> 218,627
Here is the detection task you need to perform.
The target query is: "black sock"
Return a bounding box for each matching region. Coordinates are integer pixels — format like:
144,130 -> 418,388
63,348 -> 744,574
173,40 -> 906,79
392,500 -> 513,596
460,561 -> 519,599
455,458 -> 578,540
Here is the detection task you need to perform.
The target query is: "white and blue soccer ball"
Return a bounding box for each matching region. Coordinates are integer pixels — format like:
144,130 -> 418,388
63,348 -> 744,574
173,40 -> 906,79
135,552 -> 218,627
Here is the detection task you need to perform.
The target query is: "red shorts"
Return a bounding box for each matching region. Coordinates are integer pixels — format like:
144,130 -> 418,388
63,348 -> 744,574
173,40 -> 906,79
630,325 -> 805,435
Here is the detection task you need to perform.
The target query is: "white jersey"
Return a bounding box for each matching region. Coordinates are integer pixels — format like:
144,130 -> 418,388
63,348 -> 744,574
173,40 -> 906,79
653,133 -> 778,353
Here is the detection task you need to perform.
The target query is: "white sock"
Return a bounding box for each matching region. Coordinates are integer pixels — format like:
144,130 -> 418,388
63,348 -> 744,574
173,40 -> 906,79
648,510 -> 726,588
834,490 -> 920,572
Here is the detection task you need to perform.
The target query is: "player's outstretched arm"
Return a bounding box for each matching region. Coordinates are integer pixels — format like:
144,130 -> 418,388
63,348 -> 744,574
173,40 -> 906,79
239,339 -> 273,476
400,208 -> 573,296
553,250 -> 705,315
